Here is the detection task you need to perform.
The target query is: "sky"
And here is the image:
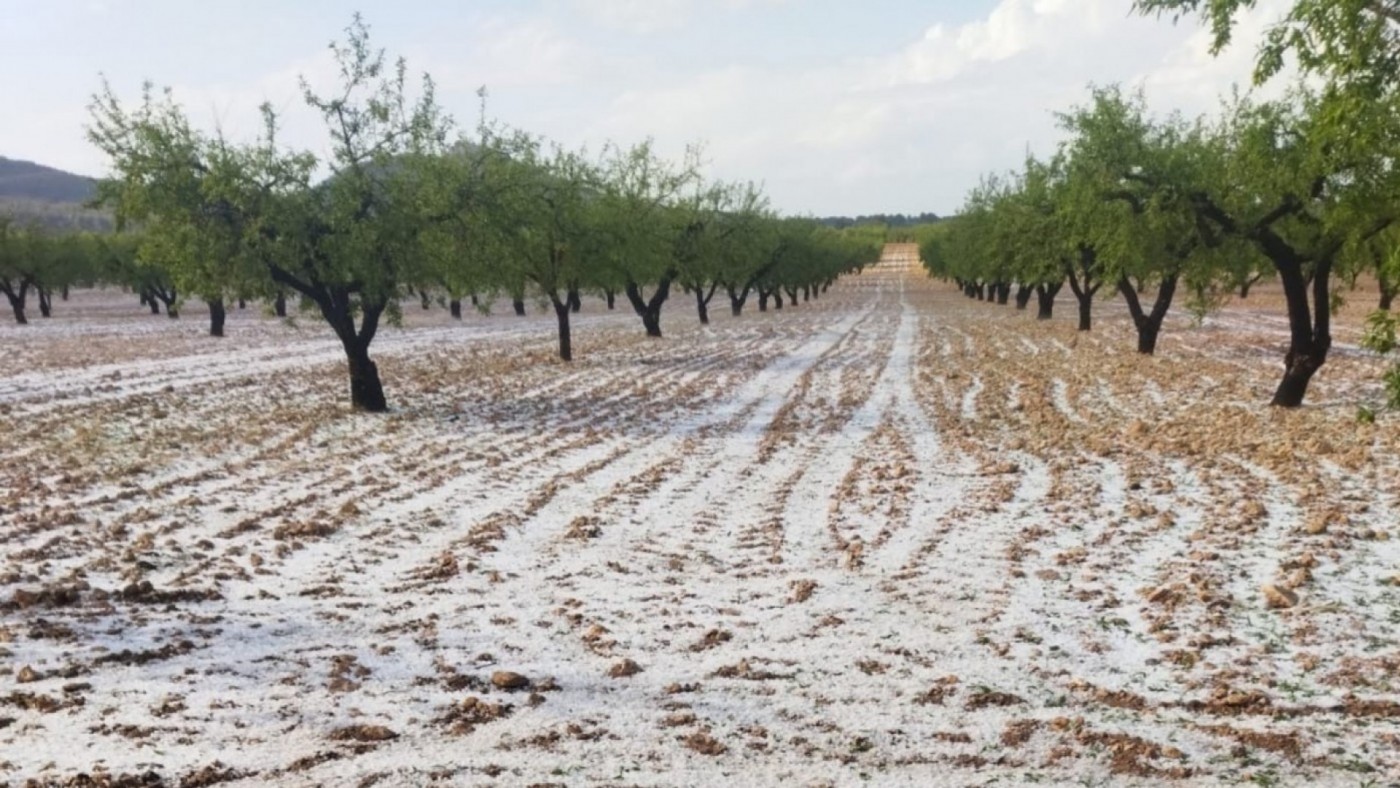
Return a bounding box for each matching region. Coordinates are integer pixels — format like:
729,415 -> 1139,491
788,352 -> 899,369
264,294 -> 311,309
0,0 -> 1291,216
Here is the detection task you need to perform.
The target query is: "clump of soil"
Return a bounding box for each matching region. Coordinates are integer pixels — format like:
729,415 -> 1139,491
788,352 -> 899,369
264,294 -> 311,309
491,671 -> 531,690
682,731 -> 728,755
119,581 -> 221,605
965,689 -> 1025,710
6,584 -> 86,611
94,640 -> 196,667
689,629 -> 732,652
608,659 -> 643,678
328,725 -> 397,743
438,696 -> 512,735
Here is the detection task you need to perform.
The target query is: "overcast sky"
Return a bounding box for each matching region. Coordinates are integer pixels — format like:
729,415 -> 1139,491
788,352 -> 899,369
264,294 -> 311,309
0,0 -> 1289,216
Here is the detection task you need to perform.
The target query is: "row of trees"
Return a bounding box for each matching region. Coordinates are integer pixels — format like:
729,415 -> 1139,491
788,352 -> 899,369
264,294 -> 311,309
76,17 -> 880,411
0,225 -> 190,324
921,0 -> 1400,409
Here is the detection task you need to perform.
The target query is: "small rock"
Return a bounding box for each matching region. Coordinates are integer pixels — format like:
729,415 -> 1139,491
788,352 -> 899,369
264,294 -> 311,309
491,671 -> 530,690
608,659 -> 643,679
1285,567 -> 1311,589
1262,583 -> 1299,610
1303,513 -> 1330,535
682,730 -> 727,755
16,666 -> 39,683
329,724 -> 397,743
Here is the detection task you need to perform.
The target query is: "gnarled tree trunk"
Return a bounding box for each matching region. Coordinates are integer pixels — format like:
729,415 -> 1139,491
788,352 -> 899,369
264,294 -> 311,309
2,279 -> 30,325
625,274 -> 673,338
1117,274 -> 1178,355
1271,251 -> 1333,407
1014,284 -> 1033,310
727,283 -> 749,316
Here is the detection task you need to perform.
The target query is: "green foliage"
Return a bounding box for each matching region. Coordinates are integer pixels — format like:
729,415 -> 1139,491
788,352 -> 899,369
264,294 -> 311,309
1363,309 -> 1398,355
1132,0 -> 1400,97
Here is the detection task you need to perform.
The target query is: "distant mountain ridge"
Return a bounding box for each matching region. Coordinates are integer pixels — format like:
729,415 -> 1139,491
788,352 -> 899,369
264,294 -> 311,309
0,156 -> 110,230
0,156 -> 98,204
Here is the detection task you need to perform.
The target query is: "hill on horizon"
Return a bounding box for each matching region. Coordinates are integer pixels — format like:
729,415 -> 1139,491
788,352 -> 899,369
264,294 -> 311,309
0,156 -> 98,204
0,156 -> 110,231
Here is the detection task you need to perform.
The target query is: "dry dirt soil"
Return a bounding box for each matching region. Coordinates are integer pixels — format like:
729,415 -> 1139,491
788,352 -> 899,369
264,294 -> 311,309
1,246 -> 1399,787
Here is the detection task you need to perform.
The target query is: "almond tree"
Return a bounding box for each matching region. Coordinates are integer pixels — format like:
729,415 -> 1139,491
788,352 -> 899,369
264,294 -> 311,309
0,218 -> 39,324
91,16 -> 451,410
511,141 -> 600,361
1181,91 -> 1397,405
675,181 -> 768,324
597,141 -> 699,338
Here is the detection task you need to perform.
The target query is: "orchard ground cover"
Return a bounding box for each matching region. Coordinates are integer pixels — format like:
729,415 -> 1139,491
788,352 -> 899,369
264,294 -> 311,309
1,245 -> 1398,787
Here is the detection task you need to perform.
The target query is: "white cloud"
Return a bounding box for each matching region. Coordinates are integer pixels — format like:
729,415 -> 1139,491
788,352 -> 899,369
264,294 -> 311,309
571,0 -> 791,33
19,0 -> 1298,216
567,0 -> 1295,214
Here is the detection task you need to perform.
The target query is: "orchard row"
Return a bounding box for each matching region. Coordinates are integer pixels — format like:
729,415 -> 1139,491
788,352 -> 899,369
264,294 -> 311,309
919,0 -> 1400,410
1,17 -> 884,412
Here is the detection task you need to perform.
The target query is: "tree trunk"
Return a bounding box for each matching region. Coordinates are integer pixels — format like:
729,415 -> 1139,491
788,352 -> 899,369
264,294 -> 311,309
604,288 -> 616,310
1014,284 -> 1033,310
1035,282 -> 1062,320
1117,274 -> 1178,355
470,293 -> 480,308
695,288 -> 710,325
2,281 -> 28,325
146,289 -> 161,315
274,291 -> 288,317
567,286 -> 581,314
207,297 -> 226,337
512,298 -> 526,317
449,299 -> 462,319
1270,253 -> 1332,408
551,295 -> 572,362
346,344 -> 387,412
238,298 -> 246,309
758,289 -> 770,312
419,290 -> 431,310
727,284 -> 748,316
802,286 -> 811,303
995,282 -> 1011,305
61,284 -> 69,301
322,296 -> 388,413
1379,269 -> 1396,311
151,287 -> 179,319
37,288 -> 52,318
625,277 -> 672,338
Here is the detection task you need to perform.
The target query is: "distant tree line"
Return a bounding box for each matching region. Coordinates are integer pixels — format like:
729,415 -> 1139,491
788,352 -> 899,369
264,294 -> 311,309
816,212 -> 941,230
